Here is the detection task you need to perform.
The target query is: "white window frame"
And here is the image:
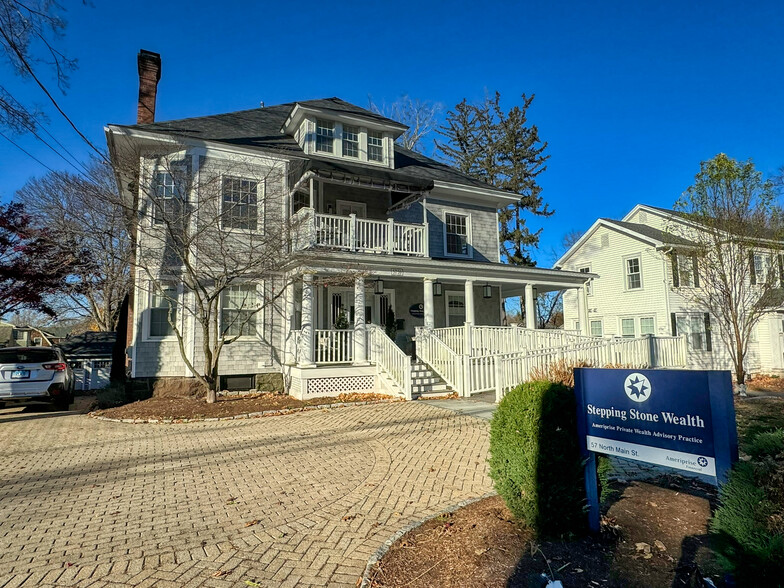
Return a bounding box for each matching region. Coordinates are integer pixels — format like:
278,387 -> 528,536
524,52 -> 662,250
675,313 -> 708,351
220,176 -> 263,232
639,316 -> 656,336
624,255 -> 643,290
442,210 -> 472,259
315,119 -> 335,154
335,199 -> 367,218
620,317 -> 636,338
151,169 -> 186,227
445,292 -> 466,327
367,130 -> 384,162
342,124 -> 359,158
678,254 -> 696,288
220,283 -> 263,340
579,266 -> 592,296
589,319 -> 603,337
144,281 -> 181,342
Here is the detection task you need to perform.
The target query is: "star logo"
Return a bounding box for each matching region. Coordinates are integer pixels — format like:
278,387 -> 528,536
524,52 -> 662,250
623,373 -> 652,403
697,457 -> 708,468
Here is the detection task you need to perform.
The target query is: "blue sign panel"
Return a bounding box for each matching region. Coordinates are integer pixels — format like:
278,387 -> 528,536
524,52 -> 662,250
409,303 -> 424,319
574,368 -> 738,531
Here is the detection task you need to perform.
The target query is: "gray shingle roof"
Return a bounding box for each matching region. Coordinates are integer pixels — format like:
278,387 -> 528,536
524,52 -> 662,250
601,218 -> 699,247
115,98 -> 511,196
57,331 -> 117,359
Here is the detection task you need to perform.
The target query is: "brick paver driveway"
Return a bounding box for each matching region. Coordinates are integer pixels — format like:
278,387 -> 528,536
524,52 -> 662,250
0,402 -> 491,587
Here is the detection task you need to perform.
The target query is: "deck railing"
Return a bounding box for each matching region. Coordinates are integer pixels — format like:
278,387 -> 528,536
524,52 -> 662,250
415,327 -> 462,390
369,325 -> 411,399
292,208 -> 428,257
314,329 -> 353,364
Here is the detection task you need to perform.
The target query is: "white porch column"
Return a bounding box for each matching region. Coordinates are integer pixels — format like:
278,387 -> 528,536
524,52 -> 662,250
284,280 -> 296,365
524,283 -> 536,329
300,273 -> 315,366
423,278 -> 435,329
353,276 -> 368,364
464,279 -> 475,355
576,286 -> 588,335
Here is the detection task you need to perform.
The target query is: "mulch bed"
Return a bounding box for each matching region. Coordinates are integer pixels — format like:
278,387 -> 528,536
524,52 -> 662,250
91,392 -> 396,421
367,477 -> 723,588
734,396 -> 784,445
747,375 -> 784,397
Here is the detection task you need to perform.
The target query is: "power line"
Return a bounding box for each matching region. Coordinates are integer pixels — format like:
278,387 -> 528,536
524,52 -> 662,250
0,128 -> 56,174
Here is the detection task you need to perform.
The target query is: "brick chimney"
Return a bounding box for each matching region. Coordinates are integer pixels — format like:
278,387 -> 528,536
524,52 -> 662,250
137,50 -> 161,124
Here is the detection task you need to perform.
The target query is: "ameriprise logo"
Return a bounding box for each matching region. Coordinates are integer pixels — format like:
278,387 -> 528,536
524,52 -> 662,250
623,373 -> 652,403
697,457 -> 709,468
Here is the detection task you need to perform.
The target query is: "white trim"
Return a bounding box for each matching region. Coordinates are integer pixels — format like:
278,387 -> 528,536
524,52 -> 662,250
555,218 -> 663,268
619,316 -> 637,338
219,174 -> 265,233
445,291 -> 466,327
142,280 -> 182,342
219,281 -> 265,341
639,315 -> 656,336
442,209 -> 473,259
335,199 -> 367,218
589,318 -> 604,337
578,265 -> 593,296
623,253 -> 644,291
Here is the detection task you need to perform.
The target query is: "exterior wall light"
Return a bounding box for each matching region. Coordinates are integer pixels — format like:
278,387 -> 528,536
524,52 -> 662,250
374,279 -> 384,295
433,280 -> 443,297
483,283 -> 493,299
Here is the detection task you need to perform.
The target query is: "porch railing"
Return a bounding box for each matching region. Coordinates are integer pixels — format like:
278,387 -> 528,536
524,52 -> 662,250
415,327 -> 462,390
369,325 -> 411,399
314,329 -> 353,364
292,208 -> 428,257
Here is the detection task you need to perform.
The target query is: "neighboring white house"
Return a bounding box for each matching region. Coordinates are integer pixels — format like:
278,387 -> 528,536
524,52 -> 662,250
556,203 -> 784,375
105,51 -> 603,401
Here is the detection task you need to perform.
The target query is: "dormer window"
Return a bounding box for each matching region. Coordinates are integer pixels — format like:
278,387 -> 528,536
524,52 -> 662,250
368,130 -> 384,162
342,125 -> 359,158
316,119 -> 334,153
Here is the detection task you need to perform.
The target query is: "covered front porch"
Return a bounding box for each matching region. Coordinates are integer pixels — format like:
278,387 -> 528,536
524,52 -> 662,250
281,254 -> 595,400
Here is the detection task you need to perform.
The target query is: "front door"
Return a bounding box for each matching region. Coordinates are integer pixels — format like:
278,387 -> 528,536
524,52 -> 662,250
374,290 -> 396,329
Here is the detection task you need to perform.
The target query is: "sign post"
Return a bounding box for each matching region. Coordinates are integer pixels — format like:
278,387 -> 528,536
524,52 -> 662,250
574,368 -> 738,532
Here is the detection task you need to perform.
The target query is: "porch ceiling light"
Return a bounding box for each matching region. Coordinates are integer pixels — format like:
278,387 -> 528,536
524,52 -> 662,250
374,278 -> 384,295
483,283 -> 492,299
433,280 -> 443,297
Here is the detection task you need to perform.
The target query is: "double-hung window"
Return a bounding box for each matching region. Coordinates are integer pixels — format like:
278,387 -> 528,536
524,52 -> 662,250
445,212 -> 470,257
367,130 -> 384,162
676,314 -> 708,351
316,119 -> 335,153
152,171 -> 182,225
621,318 -> 636,338
626,257 -> 642,289
590,320 -> 603,337
640,316 -> 655,335
678,254 -> 695,287
221,284 -> 258,337
149,283 -> 178,338
342,125 -> 359,158
222,177 -> 258,230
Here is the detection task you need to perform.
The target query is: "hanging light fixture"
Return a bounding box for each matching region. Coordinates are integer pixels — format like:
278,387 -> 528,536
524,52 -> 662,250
433,280 -> 443,297
374,278 -> 384,295
483,283 -> 493,299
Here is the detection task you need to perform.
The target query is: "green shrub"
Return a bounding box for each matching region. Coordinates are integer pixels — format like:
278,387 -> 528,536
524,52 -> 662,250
488,380 -> 585,538
711,458 -> 784,585
745,429 -> 784,460
597,454 -> 618,503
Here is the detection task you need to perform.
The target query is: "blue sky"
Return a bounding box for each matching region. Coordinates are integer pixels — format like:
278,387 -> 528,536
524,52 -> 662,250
2,0 -> 783,263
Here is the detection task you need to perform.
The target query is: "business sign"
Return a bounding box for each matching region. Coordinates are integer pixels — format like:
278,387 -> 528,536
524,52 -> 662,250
574,368 -> 738,531
409,303 -> 424,319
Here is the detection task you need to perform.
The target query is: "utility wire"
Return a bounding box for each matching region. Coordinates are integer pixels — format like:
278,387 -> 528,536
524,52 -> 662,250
0,128 -> 56,174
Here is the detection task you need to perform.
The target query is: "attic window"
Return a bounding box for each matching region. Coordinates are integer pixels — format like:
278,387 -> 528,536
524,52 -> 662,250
342,125 -> 359,158
639,210 -> 647,223
368,130 -> 384,162
316,119 -> 334,153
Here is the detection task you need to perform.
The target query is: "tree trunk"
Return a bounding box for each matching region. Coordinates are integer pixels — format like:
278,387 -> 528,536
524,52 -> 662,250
206,388 -> 217,403
734,341 -> 747,396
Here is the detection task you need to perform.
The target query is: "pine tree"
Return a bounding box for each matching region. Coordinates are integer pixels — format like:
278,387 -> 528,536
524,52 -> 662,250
437,92 -> 551,266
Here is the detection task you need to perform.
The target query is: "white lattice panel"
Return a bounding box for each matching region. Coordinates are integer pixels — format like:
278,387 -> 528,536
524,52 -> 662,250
305,375 -> 374,398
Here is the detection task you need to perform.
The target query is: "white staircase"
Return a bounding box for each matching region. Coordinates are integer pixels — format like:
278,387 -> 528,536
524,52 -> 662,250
411,361 -> 453,399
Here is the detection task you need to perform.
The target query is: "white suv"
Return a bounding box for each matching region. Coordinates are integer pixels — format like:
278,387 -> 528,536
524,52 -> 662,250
0,347 -> 74,410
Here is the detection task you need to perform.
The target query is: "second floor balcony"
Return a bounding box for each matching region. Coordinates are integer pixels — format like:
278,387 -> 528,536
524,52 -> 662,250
292,207 -> 429,257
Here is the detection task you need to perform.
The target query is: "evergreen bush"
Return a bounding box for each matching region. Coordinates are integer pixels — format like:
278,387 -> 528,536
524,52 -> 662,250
745,429 -> 784,460
488,380 -> 585,537
711,458 -> 784,585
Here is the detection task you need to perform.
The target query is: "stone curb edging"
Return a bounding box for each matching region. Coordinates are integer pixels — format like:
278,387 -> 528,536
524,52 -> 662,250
88,398 -> 404,424
359,491 -> 498,588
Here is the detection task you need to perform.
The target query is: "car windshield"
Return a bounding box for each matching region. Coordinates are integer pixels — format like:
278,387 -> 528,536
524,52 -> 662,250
0,349 -> 59,364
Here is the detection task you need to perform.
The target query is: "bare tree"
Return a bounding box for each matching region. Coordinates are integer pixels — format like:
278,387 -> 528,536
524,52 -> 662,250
535,230 -> 584,328
15,158 -> 131,330
668,153 -> 784,391
369,95 -> 441,152
110,143 -> 322,402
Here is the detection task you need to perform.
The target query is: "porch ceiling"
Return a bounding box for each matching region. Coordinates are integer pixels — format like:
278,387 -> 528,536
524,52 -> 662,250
287,251 -> 593,293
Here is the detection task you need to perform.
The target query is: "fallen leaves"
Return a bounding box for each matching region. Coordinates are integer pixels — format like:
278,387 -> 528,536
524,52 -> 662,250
212,570 -> 230,578
244,520 -> 259,527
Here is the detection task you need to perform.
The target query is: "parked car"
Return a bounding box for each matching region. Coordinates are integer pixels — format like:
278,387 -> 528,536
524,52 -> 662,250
0,347 -> 74,410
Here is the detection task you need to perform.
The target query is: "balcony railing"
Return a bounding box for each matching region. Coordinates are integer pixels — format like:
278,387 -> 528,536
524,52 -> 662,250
292,208 -> 428,257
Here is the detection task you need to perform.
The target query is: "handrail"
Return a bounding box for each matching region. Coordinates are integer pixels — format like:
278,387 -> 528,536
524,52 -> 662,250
314,329 -> 353,364
369,325 -> 411,399
415,327 -> 461,390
